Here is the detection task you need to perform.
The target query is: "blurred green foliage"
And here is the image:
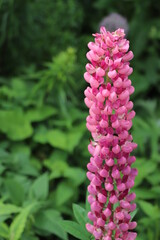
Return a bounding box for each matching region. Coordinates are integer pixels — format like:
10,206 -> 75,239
0,0 -> 160,239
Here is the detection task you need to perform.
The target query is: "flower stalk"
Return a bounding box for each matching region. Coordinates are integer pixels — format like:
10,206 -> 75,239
84,27 -> 137,240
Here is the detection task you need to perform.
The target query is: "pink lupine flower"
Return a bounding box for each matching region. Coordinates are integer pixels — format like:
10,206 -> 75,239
84,27 -> 137,240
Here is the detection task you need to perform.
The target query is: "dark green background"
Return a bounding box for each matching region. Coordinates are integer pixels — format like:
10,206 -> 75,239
0,0 -> 160,239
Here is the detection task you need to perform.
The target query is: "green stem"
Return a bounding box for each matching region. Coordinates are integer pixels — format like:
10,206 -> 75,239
105,71 -> 111,84
155,220 -> 159,240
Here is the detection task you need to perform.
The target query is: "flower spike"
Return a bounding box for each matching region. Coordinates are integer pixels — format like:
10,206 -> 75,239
84,27 -> 137,240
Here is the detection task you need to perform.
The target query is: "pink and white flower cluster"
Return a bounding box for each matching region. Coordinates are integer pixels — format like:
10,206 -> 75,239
84,27 -> 138,240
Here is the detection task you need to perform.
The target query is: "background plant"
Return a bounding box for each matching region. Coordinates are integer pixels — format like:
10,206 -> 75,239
0,0 -> 160,240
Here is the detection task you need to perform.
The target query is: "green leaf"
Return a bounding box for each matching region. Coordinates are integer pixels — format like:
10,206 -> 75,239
55,182 -> 75,206
132,117 -> 151,154
151,186 -> 160,195
33,125 -> 48,144
64,168 -> 86,186
139,217 -> 151,226
44,150 -> 68,179
47,130 -> 70,151
34,124 -> 85,152
10,78 -> 28,100
0,215 -> 10,223
44,150 -> 68,168
44,151 -> 85,184
0,164 -> 5,175
49,161 -> 68,179
21,233 -> 39,240
132,73 -> 150,97
138,200 -> 160,219
0,110 -> 33,140
132,117 -> 160,158
34,210 -> 67,240
131,23 -> 149,58
19,163 -> 39,177
73,204 -> 86,228
0,222 -> 9,239
47,128 -> 84,152
9,175 -> 32,195
136,233 -> 146,240
147,171 -> 160,185
26,106 -> 57,122
5,179 -> 25,205
133,158 -> 157,186
0,203 -> 21,216
130,209 -> 138,220
29,174 -> 49,200
61,221 -> 89,240
9,204 -> 35,240
134,188 -> 158,199
11,144 -> 30,157
85,191 -> 90,214
136,100 -> 156,117
65,126 -> 85,152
